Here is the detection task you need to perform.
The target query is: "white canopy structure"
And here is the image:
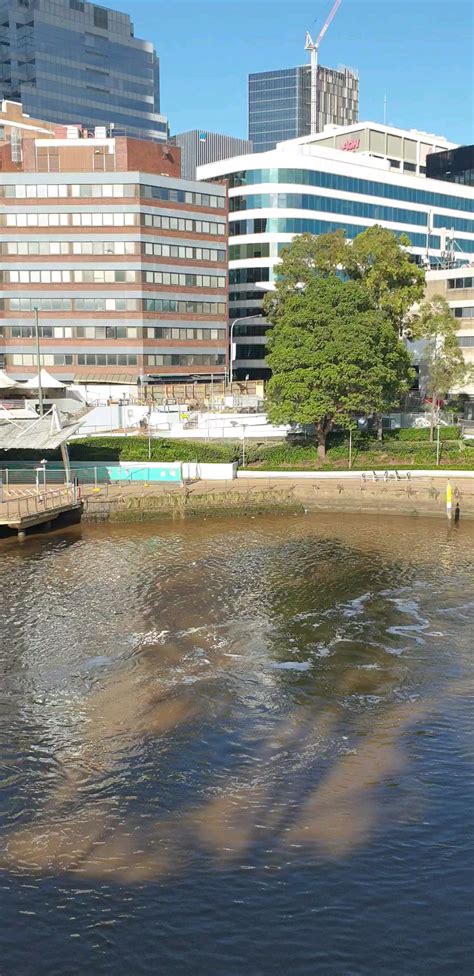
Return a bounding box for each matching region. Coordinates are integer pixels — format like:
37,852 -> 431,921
0,369 -> 20,389
23,369 -> 67,390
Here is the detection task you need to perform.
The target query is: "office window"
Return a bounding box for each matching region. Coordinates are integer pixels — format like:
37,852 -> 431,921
93,6 -> 108,29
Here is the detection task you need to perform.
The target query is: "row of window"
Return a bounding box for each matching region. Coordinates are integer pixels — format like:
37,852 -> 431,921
10,354 -> 139,367
11,354 -> 75,366
459,336 -> 474,346
453,307 -> 474,318
1,213 -> 227,235
433,214 -> 474,235
7,298 -> 137,311
7,325 -> 226,340
0,240 -> 139,256
229,193 -> 430,228
4,269 -> 136,284
7,297 -> 227,314
0,241 -> 226,261
146,354 -> 226,366
229,290 -> 264,302
77,354 -> 138,366
1,183 -> 225,209
228,307 -> 262,319
1,212 -> 136,228
2,183 -> 129,199
233,324 -> 268,337
229,268 -> 270,285
229,217 -> 437,251
3,269 -> 226,287
142,242 -> 226,262
143,300 -> 227,315
232,345 -> 267,360
142,213 -> 226,236
448,277 -> 473,290
225,168 -> 474,214
141,185 -> 225,208
146,327 -> 224,340
143,271 -> 226,288
229,243 -> 271,260
9,325 -> 138,339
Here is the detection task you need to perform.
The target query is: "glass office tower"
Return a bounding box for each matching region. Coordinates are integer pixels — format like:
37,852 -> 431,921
0,0 -> 168,140
248,64 -> 359,152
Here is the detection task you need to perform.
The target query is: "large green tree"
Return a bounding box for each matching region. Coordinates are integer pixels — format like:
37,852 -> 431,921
410,294 -> 472,439
264,225 -> 425,337
265,275 -> 413,459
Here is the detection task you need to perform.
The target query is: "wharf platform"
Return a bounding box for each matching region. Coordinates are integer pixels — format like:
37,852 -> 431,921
0,486 -> 83,538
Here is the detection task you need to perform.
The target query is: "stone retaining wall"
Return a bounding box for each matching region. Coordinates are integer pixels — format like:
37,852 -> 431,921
82,476 -> 474,522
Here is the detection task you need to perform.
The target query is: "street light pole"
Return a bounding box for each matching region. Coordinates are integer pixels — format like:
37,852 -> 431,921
228,314 -> 264,389
33,305 -> 44,416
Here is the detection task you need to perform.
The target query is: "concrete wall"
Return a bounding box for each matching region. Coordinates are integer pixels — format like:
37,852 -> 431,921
82,474 -> 474,522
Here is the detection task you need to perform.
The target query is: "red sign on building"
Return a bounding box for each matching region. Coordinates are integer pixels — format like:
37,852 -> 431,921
340,138 -> 360,152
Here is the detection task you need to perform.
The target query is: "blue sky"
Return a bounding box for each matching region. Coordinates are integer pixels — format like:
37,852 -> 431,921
105,0 -> 473,143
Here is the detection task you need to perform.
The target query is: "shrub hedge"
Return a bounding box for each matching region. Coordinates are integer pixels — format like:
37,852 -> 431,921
69,436 -> 240,463
1,429 -> 471,471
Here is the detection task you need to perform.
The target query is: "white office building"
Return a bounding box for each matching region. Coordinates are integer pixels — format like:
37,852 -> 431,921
199,123 -> 474,378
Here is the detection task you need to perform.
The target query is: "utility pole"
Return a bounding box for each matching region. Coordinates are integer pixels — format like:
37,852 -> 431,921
33,305 -> 44,416
305,0 -> 342,135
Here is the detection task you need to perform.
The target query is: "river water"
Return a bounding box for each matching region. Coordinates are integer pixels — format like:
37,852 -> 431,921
0,513 -> 473,976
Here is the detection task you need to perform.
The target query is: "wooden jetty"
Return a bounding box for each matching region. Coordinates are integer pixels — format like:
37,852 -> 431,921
0,485 -> 82,539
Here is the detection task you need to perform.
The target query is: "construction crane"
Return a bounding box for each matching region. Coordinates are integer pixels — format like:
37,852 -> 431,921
305,0 -> 342,135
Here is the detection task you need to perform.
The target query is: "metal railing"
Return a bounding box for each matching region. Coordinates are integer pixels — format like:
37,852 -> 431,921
0,485 -> 78,523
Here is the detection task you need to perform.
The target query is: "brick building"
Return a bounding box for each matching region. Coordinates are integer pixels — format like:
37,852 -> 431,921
0,110 -> 228,390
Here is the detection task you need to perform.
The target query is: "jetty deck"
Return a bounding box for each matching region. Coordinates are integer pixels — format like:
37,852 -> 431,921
0,485 -> 82,537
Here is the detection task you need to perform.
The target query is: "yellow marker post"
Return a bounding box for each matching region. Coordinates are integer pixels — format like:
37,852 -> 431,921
446,481 -> 452,520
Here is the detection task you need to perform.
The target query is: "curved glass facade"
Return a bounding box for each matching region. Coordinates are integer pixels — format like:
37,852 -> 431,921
227,168 -> 474,214
229,217 -> 438,251
230,193 -> 429,228
218,158 -> 474,378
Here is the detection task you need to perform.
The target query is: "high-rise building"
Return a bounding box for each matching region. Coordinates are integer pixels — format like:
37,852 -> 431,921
171,130 -> 252,180
0,113 -> 229,389
0,0 -> 168,141
248,64 -> 359,153
198,123 -> 474,379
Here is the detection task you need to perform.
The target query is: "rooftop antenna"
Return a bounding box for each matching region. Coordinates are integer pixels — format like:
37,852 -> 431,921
305,0 -> 342,135
384,93 -> 387,125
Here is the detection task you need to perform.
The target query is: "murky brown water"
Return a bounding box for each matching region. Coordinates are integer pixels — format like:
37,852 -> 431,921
1,513 -> 473,975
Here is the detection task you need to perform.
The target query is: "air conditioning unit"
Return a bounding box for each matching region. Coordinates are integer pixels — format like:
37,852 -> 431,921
66,126 -> 80,139
94,126 -> 107,138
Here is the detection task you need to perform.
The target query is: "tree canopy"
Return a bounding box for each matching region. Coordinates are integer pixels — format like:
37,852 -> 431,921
265,274 -> 413,457
264,225 -> 425,336
410,294 -> 472,437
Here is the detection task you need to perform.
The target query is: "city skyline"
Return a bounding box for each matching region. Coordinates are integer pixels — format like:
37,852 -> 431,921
99,0 -> 473,145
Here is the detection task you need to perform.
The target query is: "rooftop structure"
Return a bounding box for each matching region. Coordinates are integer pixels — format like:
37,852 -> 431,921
171,130 -> 253,180
279,122 -> 457,178
426,145 -> 474,187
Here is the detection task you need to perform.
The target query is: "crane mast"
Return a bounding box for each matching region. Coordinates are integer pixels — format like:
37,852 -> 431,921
305,0 -> 342,135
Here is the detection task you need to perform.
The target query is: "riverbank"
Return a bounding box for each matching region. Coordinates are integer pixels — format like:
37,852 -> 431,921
82,474 -> 474,521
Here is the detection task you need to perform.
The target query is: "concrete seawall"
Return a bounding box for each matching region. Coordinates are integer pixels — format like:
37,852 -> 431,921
82,475 -> 474,522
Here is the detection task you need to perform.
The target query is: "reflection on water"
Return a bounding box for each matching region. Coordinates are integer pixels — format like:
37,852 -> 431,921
1,513 -> 473,974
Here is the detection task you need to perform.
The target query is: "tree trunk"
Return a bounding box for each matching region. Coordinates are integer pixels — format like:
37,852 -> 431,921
316,428 -> 327,460
377,414 -> 383,442
429,395 -> 437,443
